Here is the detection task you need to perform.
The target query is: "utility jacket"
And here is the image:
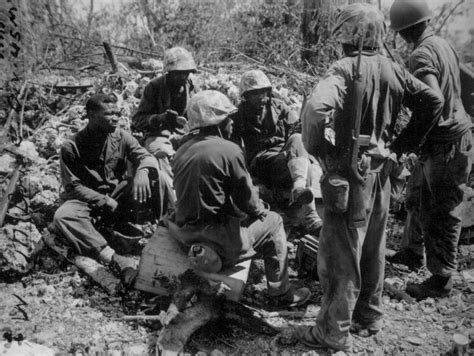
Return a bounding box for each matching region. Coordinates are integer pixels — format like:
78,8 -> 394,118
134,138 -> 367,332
172,133 -> 266,225
231,98 -> 299,163
408,29 -> 472,144
170,133 -> 267,265
132,74 -> 197,137
301,51 -> 444,165
59,127 -> 158,208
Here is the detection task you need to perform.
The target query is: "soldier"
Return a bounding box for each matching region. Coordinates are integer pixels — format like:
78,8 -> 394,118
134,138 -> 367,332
132,46 -> 198,196
168,90 -> 311,308
390,0 -> 472,299
54,94 -> 169,283
231,70 -> 323,236
292,3 -> 444,351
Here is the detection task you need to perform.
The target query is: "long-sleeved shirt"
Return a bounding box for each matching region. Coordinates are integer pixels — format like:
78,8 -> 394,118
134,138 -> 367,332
231,98 -> 299,163
302,51 -> 444,165
132,74 -> 197,136
59,126 -> 158,208
172,134 -> 266,226
408,29 -> 472,143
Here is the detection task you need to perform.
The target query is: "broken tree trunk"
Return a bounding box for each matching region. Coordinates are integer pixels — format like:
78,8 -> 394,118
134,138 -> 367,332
134,226 -> 269,354
157,297 -> 220,356
0,168 -> 20,227
103,41 -> 119,73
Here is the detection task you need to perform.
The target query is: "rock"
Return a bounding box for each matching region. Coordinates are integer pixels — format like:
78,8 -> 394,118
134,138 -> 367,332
30,190 -> 58,210
461,269 -> 474,283
0,154 -> 16,174
0,222 -> 42,278
210,350 -> 226,356
406,336 -> 424,345
17,140 -> 39,161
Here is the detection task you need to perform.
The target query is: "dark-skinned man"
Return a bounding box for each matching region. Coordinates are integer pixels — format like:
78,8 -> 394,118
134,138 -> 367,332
132,46 -> 198,199
54,94 -> 168,281
289,4 -> 444,352
231,70 -> 323,237
389,0 -> 472,299
167,90 -> 311,308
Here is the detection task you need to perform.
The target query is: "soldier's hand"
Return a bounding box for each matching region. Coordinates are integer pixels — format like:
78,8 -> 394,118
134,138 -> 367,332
149,113 -> 168,129
104,196 -> 119,213
133,169 -> 151,203
176,116 -> 188,126
165,109 -> 179,121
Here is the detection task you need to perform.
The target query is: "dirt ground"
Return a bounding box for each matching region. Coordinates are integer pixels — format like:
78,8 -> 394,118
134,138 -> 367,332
1,213 -> 473,355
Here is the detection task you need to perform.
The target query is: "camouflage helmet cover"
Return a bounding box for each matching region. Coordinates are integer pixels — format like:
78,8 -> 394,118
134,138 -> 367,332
163,46 -> 197,73
187,90 -> 237,130
239,70 -> 272,96
333,3 -> 386,48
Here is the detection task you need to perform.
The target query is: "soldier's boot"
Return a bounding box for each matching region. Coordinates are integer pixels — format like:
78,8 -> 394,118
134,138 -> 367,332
274,285 -> 311,308
99,245 -> 137,286
386,248 -> 425,272
288,157 -> 314,206
406,275 -> 453,300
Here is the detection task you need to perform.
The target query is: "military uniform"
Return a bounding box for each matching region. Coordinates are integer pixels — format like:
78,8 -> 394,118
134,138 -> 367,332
232,71 -> 322,234
54,127 -> 168,257
297,4 -> 444,351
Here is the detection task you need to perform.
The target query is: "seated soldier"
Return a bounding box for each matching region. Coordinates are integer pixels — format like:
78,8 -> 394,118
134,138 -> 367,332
230,70 -> 322,236
132,46 -> 198,194
54,94 -> 172,280
168,90 -> 311,307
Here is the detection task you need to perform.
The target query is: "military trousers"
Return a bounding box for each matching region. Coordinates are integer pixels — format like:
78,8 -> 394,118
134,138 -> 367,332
304,170 -> 390,351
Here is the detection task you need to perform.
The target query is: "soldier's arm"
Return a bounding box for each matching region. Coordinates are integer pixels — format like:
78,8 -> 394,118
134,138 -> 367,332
390,70 -> 444,155
229,150 -> 267,218
59,143 -> 109,208
132,81 -> 168,132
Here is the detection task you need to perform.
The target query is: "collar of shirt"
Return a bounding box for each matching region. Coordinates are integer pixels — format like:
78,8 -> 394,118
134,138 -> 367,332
414,28 -> 435,49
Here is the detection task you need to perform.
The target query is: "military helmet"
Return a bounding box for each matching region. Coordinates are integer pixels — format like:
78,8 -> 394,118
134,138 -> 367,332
239,70 -> 272,96
390,0 -> 432,32
333,3 -> 386,48
163,47 -> 197,73
187,90 -> 236,130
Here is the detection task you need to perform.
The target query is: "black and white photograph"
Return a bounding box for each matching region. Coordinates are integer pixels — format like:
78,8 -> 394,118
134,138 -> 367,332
0,0 -> 473,354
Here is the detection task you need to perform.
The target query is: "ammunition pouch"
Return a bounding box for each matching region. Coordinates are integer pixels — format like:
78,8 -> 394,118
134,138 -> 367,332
320,173 -> 349,213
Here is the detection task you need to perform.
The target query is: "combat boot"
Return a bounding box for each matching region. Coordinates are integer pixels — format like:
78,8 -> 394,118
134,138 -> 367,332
406,275 -> 453,300
386,248 -> 425,271
274,285 -> 311,308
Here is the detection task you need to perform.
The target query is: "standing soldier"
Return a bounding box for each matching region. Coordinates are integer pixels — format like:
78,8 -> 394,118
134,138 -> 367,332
390,0 -> 472,299
293,3 -> 444,352
231,70 -> 323,236
132,46 -> 198,198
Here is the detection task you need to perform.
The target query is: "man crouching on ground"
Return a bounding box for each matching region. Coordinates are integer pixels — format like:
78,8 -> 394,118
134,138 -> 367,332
54,94 -> 171,284
167,90 -> 311,308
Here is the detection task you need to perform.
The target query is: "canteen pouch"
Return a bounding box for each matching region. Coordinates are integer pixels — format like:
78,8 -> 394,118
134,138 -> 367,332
320,173 -> 349,213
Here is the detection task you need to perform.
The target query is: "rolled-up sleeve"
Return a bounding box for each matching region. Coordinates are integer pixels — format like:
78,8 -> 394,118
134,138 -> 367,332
391,68 -> 444,154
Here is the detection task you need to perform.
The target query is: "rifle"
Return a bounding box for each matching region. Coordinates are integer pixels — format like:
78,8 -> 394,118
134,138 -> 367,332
346,35 -> 368,229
